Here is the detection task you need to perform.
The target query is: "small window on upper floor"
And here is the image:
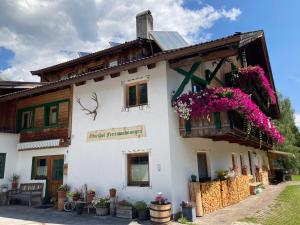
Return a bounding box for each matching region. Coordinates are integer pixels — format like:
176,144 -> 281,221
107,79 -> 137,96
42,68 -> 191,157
126,81 -> 148,108
21,110 -> 33,130
44,104 -> 58,127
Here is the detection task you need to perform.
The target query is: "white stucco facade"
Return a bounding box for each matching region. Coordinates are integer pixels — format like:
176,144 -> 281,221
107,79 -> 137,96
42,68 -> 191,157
0,59 -> 270,213
0,133 -> 19,186
64,60 -> 269,213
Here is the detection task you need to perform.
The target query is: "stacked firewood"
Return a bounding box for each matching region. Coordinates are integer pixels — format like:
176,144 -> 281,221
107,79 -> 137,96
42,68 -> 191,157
200,181 -> 222,214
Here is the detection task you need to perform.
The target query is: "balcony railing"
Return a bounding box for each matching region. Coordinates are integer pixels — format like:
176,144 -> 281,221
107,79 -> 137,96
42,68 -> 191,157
179,111 -> 273,150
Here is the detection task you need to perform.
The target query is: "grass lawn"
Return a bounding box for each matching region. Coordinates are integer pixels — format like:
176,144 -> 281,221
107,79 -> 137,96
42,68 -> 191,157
292,174 -> 300,181
242,185 -> 300,225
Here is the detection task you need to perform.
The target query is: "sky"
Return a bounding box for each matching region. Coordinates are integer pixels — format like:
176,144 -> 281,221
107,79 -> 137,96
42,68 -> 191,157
0,0 -> 299,126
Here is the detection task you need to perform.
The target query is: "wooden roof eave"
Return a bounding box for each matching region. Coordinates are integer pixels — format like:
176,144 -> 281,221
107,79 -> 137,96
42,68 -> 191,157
0,34 -> 244,102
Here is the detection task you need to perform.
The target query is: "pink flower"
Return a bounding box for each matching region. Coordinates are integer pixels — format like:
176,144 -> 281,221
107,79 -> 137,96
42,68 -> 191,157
173,88 -> 284,144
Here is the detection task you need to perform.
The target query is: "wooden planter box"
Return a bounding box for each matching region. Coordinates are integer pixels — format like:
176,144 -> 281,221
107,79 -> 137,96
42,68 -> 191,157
116,206 -> 135,219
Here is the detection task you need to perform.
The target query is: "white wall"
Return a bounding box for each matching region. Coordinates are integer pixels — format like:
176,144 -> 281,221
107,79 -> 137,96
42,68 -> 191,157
0,133 -> 19,186
68,61 -> 173,204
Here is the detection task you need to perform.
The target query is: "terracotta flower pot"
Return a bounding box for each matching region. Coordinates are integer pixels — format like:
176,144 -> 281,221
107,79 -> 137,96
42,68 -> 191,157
109,188 -> 117,198
72,195 -> 80,201
87,193 -> 95,203
57,190 -> 66,211
12,181 -> 18,190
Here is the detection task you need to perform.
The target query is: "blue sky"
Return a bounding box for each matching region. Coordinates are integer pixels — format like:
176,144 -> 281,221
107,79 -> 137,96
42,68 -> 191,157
0,0 -> 299,125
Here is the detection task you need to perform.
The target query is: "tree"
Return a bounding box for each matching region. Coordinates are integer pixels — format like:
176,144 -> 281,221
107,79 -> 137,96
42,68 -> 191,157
275,94 -> 300,172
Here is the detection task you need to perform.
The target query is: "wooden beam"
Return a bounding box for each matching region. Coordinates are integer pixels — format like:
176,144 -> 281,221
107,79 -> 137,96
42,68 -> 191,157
93,76 -> 104,82
169,49 -> 238,69
128,68 -> 137,74
147,63 -> 156,69
110,72 -> 120,78
75,81 -> 86,86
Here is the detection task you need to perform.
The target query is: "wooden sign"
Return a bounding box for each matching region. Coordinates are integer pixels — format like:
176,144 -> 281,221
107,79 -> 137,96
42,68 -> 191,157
87,125 -> 146,142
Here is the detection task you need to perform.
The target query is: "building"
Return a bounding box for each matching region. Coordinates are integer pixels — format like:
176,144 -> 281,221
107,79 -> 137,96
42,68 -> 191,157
0,11 -> 283,214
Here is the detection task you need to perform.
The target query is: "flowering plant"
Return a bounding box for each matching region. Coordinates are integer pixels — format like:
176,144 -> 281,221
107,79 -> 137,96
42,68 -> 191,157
173,87 -> 284,144
92,197 -> 110,208
236,65 -> 276,104
152,192 -> 169,205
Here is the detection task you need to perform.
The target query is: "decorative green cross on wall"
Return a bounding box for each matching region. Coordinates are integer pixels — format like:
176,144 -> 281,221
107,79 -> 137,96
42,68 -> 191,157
171,58 -> 226,102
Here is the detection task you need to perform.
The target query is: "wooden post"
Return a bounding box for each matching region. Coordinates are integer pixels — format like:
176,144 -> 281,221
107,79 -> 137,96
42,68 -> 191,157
189,182 -> 203,216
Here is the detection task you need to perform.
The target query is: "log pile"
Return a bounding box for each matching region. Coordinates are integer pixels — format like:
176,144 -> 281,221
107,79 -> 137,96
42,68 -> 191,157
257,171 -> 269,186
189,175 -> 251,216
226,178 -> 240,205
237,175 -> 250,200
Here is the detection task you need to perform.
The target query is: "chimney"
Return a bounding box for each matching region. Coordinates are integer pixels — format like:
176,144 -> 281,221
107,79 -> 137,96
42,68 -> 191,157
136,10 -> 153,39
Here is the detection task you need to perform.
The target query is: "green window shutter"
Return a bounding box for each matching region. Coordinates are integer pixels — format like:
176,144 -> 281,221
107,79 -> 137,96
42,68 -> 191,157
214,112 -> 222,129
53,159 -> 64,180
31,157 -> 36,179
0,153 -> 6,179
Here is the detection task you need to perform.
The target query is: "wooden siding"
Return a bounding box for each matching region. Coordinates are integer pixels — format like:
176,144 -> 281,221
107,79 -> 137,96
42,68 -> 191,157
17,88 -> 71,143
17,88 -> 71,109
0,100 -> 17,133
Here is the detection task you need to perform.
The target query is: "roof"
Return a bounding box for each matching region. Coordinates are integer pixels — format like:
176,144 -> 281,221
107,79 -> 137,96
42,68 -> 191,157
0,30 -> 267,102
0,81 -> 45,95
31,38 -> 153,75
0,81 -> 44,88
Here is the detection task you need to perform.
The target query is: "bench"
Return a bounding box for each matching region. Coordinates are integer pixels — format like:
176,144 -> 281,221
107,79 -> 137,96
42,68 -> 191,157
8,183 -> 44,207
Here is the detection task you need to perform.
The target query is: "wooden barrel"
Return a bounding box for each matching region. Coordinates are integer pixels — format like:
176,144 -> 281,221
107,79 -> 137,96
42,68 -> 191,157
149,203 -> 172,225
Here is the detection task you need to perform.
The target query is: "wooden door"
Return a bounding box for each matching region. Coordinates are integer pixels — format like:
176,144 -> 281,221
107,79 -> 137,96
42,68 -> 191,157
197,152 -> 208,179
47,156 -> 64,198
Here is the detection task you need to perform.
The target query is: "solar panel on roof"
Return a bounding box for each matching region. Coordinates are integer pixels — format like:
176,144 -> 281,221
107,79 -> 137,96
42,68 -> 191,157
77,52 -> 91,57
149,31 -> 189,50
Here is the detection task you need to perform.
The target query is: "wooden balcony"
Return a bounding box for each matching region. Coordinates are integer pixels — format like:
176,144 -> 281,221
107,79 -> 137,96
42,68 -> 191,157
179,111 -> 273,150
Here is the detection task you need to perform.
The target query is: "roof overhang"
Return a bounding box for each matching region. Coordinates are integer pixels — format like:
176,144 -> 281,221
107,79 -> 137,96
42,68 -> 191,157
268,150 -> 295,157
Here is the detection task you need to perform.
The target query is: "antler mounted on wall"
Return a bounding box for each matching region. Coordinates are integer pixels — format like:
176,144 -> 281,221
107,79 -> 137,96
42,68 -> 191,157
77,92 -> 99,120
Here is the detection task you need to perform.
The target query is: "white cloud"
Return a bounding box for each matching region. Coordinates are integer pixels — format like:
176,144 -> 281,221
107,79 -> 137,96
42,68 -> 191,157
0,0 -> 241,81
295,113 -> 300,128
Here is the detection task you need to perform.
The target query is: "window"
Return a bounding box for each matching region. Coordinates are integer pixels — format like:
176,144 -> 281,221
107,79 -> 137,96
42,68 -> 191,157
126,81 -> 148,107
21,110 -> 33,129
44,104 -> 58,127
0,153 -> 6,179
192,81 -> 205,93
240,154 -> 244,174
36,158 -> 47,177
231,153 -> 237,168
127,153 -> 149,186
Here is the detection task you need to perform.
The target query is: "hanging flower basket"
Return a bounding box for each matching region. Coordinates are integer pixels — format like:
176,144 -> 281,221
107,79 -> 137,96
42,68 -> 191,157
235,65 -> 277,104
172,88 -> 284,144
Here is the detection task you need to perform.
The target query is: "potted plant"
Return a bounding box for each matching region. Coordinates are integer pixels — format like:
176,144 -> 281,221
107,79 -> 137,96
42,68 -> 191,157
134,201 -> 149,221
109,188 -> 117,198
9,174 -> 20,190
68,189 -> 81,201
149,193 -> 172,224
57,184 -> 70,211
216,169 -> 228,180
180,201 -> 196,222
116,200 -> 135,219
0,184 -> 8,193
86,189 -> 96,203
190,174 -> 197,182
93,197 -> 110,216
